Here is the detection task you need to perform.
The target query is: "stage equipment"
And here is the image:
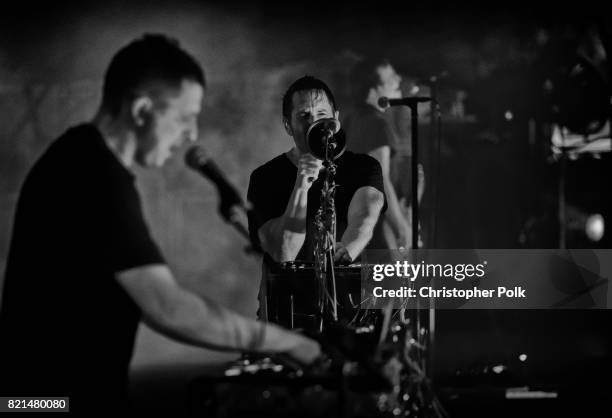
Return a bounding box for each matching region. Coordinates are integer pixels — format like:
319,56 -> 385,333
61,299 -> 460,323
548,124 -> 610,248
188,313 -> 448,417
305,118 -> 346,331
379,92 -> 437,386
541,53 -> 611,248
265,261 -> 362,332
306,117 -> 345,161
378,96 -> 430,249
185,145 -> 262,254
545,55 -> 610,136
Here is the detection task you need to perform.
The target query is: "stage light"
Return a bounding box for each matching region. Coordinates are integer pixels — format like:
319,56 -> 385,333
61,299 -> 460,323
567,206 -> 606,242
585,214 -> 605,242
492,365 -> 507,374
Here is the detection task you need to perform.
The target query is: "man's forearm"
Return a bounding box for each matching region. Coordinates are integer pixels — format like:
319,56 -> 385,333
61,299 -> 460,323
340,187 -> 385,260
259,185 -> 310,262
340,217 -> 378,260
118,264 -> 319,362
143,283 -> 303,353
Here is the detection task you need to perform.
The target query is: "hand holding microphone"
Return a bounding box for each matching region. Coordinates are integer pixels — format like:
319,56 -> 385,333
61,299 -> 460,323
296,153 -> 323,189
294,117 -> 342,189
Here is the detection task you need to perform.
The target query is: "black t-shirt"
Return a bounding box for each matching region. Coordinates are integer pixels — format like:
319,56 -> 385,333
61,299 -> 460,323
0,124 -> 164,410
247,150 -> 385,263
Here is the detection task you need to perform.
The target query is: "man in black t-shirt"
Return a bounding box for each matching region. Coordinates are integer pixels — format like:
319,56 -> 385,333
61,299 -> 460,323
247,76 -> 385,317
0,34 -> 320,412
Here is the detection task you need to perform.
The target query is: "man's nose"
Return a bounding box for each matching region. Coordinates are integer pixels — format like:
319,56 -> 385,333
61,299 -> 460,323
312,114 -> 326,124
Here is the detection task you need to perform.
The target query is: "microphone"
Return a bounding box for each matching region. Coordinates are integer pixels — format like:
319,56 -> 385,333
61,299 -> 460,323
378,96 -> 432,108
185,146 -> 247,222
316,118 -> 341,139
306,118 -> 346,161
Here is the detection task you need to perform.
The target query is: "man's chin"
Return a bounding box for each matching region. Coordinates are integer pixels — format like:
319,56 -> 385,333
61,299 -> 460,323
155,156 -> 170,167
136,154 -> 167,168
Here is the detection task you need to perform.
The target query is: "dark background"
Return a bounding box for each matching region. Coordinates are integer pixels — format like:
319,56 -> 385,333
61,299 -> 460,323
1,1 -> 611,415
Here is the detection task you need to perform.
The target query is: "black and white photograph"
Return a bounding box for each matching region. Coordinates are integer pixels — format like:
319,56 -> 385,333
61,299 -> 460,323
1,1 -> 611,416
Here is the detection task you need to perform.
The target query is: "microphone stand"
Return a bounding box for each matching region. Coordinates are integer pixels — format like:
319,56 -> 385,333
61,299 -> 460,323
215,195 -> 263,256
406,100 -> 426,386
307,119 -> 345,331
407,101 -> 422,250
393,94 -> 436,392
185,145 -> 264,257
426,75 -> 442,387
313,134 -> 340,330
219,204 -> 263,255
382,96 -> 430,248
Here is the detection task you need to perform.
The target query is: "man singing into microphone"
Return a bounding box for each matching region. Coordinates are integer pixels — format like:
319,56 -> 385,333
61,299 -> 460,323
247,76 -> 385,317
0,34 -> 320,412
343,57 -> 425,249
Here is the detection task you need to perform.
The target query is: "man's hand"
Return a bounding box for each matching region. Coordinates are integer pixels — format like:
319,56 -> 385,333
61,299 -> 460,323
334,242 -> 353,265
295,153 -> 323,189
284,332 -> 322,364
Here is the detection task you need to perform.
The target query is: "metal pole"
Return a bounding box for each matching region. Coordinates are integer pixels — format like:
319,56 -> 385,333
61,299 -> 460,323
409,103 -> 420,250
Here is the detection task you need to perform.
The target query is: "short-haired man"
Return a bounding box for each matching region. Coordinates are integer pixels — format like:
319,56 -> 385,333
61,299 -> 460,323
0,34 -> 320,412
344,58 -> 424,249
247,75 -> 386,317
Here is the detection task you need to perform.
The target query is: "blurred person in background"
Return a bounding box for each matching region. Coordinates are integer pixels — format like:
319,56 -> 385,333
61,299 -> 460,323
344,57 -> 425,249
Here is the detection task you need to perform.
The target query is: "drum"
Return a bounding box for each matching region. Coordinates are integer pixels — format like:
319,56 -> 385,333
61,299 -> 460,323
264,261 -> 364,332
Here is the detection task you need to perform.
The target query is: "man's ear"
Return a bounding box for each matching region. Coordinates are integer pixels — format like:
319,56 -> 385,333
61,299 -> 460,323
283,118 -> 293,136
131,96 -> 153,127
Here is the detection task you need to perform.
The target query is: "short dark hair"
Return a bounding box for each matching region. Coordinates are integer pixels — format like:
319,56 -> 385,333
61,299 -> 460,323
282,75 -> 337,121
350,57 -> 390,101
101,34 -> 205,116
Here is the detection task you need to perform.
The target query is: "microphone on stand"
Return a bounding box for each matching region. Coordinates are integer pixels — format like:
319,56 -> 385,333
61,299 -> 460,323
185,146 -> 248,222
378,96 -> 432,108
306,118 -> 346,161
185,145 -> 262,255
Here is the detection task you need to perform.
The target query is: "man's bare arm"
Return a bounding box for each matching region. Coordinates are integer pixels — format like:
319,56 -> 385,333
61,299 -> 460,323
116,264 -> 320,363
258,154 -> 321,262
258,185 -> 309,262
339,186 -> 385,260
